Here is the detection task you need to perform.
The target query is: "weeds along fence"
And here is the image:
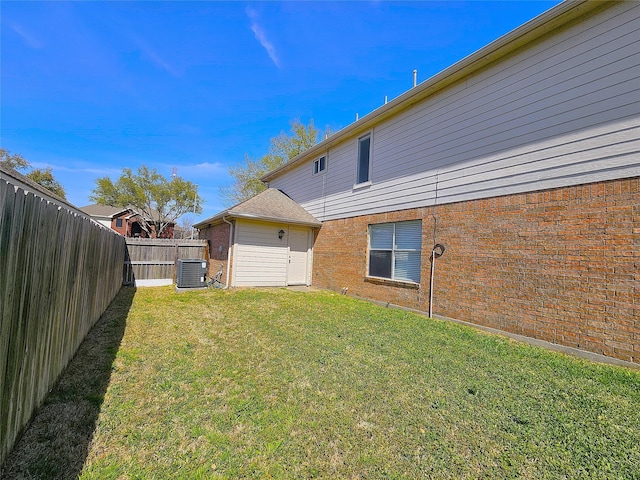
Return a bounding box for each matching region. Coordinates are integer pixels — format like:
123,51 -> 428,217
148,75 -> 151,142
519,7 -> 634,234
123,238 -> 208,286
0,170 -> 125,466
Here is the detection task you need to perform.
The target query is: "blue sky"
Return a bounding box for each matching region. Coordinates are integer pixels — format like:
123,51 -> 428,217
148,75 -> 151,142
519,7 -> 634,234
1,1 -> 561,220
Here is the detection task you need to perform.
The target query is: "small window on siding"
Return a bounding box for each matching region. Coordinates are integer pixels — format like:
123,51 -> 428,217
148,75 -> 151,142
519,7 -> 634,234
357,134 -> 371,184
368,220 -> 421,283
115,218 -> 123,228
313,155 -> 326,175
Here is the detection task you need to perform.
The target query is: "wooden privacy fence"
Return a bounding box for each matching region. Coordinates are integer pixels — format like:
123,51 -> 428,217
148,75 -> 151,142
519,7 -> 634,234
0,171 -> 125,466
123,238 -> 208,286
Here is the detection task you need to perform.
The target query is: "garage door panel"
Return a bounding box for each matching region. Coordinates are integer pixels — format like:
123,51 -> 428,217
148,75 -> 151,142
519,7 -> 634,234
234,221 -> 288,287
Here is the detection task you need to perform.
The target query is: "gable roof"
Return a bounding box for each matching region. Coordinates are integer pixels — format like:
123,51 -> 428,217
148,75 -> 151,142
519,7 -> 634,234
194,188 -> 322,229
79,204 -> 131,218
80,204 -> 174,223
261,0 -> 603,183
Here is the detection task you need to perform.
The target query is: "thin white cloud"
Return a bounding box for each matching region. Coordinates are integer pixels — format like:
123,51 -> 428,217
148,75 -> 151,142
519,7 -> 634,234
145,48 -> 178,76
167,162 -> 228,179
10,23 -> 43,49
30,161 -> 121,177
246,7 -> 281,69
131,35 -> 181,77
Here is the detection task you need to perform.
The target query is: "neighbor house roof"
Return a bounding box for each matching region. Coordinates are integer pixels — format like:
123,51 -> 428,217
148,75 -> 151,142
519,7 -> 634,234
261,0 -> 602,183
80,204 -> 171,223
79,204 -> 131,218
194,188 -> 322,229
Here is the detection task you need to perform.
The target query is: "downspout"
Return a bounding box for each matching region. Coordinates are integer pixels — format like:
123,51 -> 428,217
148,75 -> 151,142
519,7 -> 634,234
429,244 -> 446,318
222,216 -> 233,289
429,251 -> 436,318
429,171 -> 441,318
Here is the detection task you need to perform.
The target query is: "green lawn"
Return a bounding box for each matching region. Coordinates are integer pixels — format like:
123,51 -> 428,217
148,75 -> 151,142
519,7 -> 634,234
4,287 -> 640,479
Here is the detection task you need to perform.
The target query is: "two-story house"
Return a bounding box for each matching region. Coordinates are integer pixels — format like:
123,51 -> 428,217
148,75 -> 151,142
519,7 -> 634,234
198,1 -> 639,363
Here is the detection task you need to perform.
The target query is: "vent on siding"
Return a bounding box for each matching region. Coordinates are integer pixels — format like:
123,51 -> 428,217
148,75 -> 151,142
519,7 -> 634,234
176,259 -> 207,288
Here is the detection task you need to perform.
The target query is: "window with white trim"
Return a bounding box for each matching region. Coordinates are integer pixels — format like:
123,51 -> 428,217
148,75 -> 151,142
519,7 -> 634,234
356,134 -> 371,184
368,220 -> 422,283
313,155 -> 326,175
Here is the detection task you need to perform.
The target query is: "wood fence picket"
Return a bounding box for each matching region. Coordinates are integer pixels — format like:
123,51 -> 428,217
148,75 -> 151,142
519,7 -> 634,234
123,237 -> 208,285
0,174 -> 125,466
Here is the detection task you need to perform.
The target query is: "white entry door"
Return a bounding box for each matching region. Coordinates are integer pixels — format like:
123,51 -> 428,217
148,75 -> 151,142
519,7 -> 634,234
287,227 -> 309,285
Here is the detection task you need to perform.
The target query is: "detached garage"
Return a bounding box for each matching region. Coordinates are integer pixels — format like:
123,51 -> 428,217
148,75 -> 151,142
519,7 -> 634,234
194,188 -> 321,288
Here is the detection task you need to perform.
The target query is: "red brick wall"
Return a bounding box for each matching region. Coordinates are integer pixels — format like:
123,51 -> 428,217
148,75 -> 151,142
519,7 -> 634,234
313,177 -> 639,363
122,216 -> 174,239
198,222 -> 231,279
157,223 -> 175,239
110,214 -> 128,236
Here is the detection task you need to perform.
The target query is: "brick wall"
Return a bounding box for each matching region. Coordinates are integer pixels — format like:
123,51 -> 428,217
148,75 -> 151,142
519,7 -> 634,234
313,177 -> 639,363
198,221 -> 231,280
110,213 -> 128,236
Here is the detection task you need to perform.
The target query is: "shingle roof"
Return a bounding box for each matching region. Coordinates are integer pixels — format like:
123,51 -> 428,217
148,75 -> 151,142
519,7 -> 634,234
80,204 -> 169,222
194,188 -> 321,229
79,204 -> 130,217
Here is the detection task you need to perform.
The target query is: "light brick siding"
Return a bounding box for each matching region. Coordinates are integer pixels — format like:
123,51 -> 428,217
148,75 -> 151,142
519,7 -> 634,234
313,177 -> 639,363
198,222 -> 231,279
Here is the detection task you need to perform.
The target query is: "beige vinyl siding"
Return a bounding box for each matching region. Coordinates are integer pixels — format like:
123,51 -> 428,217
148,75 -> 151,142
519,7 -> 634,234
232,220 -> 288,287
271,141 -> 356,221
270,2 -> 639,221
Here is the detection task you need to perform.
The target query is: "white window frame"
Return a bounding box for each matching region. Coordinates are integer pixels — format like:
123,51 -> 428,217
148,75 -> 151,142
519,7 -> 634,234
355,133 -> 372,187
367,220 -> 422,283
312,155 -> 327,175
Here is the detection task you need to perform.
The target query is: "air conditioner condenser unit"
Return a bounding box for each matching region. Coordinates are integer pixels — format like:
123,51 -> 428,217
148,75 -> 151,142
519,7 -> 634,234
176,259 -> 207,288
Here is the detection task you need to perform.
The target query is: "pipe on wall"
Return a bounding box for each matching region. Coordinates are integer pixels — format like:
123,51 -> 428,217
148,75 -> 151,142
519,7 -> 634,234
429,244 -> 446,318
222,216 -> 233,289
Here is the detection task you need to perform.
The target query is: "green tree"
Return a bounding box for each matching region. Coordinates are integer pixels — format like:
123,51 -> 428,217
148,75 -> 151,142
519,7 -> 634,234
91,165 -> 202,238
222,119 -> 326,205
0,148 -> 29,171
26,167 -> 67,199
1,148 -> 67,199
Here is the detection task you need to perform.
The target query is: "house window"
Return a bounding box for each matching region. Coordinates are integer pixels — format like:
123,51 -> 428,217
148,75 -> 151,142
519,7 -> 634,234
115,218 -> 123,228
313,155 -> 326,175
368,220 -> 422,283
356,134 -> 371,184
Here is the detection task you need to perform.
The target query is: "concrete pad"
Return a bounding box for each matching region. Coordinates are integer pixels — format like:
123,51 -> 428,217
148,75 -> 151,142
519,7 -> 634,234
135,278 -> 173,287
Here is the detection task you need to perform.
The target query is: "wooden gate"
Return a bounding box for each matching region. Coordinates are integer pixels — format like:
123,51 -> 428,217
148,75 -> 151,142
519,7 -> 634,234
123,238 -> 208,286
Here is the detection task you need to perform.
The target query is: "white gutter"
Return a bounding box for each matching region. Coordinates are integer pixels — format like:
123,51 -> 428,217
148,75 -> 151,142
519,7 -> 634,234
222,215 -> 233,289
193,209 -> 231,230
231,213 -> 321,227
195,212 -> 321,230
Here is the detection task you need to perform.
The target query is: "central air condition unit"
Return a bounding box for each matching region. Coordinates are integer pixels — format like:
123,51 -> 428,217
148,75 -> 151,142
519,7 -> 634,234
176,259 -> 207,288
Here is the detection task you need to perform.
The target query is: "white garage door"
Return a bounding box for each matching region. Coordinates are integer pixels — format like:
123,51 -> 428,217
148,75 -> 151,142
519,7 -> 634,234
232,221 -> 312,287
233,221 -> 288,287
